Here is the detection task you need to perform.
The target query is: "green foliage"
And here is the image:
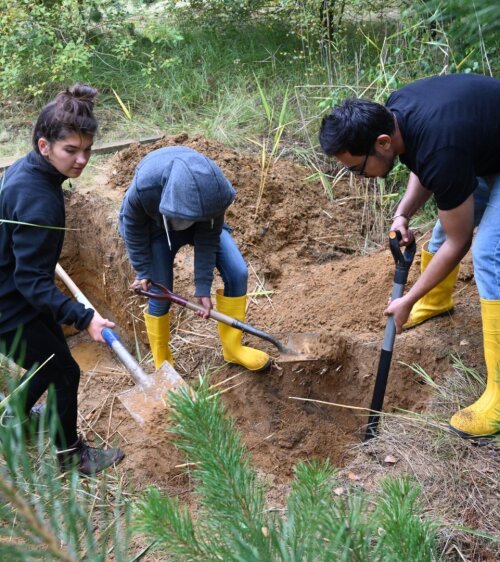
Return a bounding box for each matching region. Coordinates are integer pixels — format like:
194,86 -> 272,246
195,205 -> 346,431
0,385 -> 131,561
252,78 -> 291,215
410,0 -> 500,70
135,380 -> 441,561
165,0 -> 267,26
0,0 -> 130,98
278,1 -> 392,29
98,19 -> 308,140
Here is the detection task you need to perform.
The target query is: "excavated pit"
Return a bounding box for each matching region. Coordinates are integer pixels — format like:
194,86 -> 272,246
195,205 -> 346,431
58,134 -> 482,490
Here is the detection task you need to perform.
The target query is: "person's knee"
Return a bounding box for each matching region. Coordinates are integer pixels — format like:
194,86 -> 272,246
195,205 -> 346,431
472,235 -> 500,298
472,232 -> 491,268
234,265 -> 248,287
62,357 -> 81,390
226,264 -> 248,296
148,299 -> 170,316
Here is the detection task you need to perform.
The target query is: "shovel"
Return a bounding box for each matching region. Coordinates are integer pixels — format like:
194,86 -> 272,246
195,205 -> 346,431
364,230 -> 416,440
134,282 -> 319,362
55,264 -> 188,426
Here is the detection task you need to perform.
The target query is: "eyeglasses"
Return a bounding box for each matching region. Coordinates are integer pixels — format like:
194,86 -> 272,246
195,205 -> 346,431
345,153 -> 369,177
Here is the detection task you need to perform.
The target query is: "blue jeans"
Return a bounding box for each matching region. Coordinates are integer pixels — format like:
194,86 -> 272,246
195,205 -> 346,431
428,174 -> 500,300
148,226 -> 248,316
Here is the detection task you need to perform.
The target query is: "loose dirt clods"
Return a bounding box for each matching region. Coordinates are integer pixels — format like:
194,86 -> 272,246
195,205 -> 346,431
59,135 -> 497,559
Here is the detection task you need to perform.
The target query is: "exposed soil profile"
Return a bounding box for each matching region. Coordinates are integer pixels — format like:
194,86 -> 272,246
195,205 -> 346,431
60,134 -> 483,493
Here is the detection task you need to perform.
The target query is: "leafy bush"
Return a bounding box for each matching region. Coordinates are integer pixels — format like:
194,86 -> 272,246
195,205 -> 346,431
409,0 -> 500,70
0,0 -> 130,99
165,0 -> 267,26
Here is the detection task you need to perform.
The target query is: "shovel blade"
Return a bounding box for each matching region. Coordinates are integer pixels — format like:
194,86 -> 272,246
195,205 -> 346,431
117,361 -> 188,426
277,332 -> 321,362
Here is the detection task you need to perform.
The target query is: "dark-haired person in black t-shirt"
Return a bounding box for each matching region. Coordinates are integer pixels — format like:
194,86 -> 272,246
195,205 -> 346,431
319,73 -> 500,438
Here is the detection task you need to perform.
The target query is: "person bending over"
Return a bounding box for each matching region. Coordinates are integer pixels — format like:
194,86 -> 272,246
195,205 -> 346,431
119,146 -> 271,372
319,73 -> 500,438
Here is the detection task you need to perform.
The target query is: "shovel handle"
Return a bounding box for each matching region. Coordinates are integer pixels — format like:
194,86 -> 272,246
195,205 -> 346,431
135,282 -> 288,353
101,329 -> 152,388
364,230 -> 416,441
55,264 -> 94,309
208,309 -> 287,352
389,230 -> 416,283
55,263 -> 152,388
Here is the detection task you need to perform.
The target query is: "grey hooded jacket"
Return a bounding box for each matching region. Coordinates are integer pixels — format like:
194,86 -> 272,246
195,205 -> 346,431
119,146 -> 236,296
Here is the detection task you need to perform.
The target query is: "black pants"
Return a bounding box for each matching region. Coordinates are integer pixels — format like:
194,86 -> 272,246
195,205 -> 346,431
0,315 -> 80,448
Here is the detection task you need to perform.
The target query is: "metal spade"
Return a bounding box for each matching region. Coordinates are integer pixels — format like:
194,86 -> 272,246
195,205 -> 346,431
56,264 -> 188,426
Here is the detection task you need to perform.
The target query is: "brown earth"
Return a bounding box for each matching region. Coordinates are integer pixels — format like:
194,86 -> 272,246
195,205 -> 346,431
60,134 -> 484,496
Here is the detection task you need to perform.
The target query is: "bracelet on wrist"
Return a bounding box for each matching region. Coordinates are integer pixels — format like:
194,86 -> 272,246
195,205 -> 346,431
392,213 -> 410,221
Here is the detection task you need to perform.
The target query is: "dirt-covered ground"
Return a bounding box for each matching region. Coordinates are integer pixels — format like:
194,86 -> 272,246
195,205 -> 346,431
59,135 -> 498,560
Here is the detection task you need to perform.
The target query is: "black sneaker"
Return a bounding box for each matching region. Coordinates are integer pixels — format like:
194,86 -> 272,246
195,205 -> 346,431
0,395 -> 45,426
57,437 -> 125,476
29,403 -> 46,419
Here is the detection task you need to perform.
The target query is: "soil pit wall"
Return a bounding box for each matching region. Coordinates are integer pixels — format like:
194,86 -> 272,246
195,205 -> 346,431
59,135 -> 482,489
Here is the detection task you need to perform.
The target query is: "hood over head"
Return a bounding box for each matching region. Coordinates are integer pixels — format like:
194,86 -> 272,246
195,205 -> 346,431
159,152 -> 236,220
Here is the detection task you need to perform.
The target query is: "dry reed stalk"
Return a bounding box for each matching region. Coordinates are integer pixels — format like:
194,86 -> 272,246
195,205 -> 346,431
175,336 -> 218,352
115,430 -> 129,444
176,329 -> 217,339
77,413 -> 113,448
106,395 -> 116,442
209,381 -> 245,398
88,382 -> 120,428
209,370 -> 247,390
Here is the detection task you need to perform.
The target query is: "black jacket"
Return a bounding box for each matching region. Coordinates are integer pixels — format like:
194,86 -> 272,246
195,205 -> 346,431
0,151 -> 93,334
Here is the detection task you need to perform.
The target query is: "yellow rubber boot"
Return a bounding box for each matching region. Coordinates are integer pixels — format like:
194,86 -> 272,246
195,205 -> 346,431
216,290 -> 271,372
404,243 -> 459,329
144,312 -> 174,369
450,299 -> 500,437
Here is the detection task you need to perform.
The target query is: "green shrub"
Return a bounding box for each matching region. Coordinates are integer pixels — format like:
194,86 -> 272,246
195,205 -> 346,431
410,0 -> 500,70
0,0 -> 129,99
165,0 -> 267,26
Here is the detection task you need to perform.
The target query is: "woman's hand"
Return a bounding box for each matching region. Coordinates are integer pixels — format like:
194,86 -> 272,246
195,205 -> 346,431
195,296 -> 213,319
384,295 -> 414,334
130,278 -> 150,292
86,312 -> 116,343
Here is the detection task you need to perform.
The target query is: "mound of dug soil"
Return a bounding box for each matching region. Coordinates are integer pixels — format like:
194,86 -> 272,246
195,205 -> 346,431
60,134 -> 482,492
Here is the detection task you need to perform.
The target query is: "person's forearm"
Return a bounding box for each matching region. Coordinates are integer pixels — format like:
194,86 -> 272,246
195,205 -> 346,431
406,194 -> 474,305
193,217 -> 223,296
122,221 -> 152,280
394,173 -> 432,218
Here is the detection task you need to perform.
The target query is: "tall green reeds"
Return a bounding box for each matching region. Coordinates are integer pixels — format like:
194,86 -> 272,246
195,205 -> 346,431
0,361 -> 131,561
250,78 -> 290,217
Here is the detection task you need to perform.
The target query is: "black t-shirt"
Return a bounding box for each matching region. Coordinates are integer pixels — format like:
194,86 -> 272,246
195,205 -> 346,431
386,74 -> 500,210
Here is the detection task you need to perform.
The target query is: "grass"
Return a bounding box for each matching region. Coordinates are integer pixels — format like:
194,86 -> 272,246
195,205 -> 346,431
0,382 -> 131,561
1,7 -> 493,243
347,354 -> 500,561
